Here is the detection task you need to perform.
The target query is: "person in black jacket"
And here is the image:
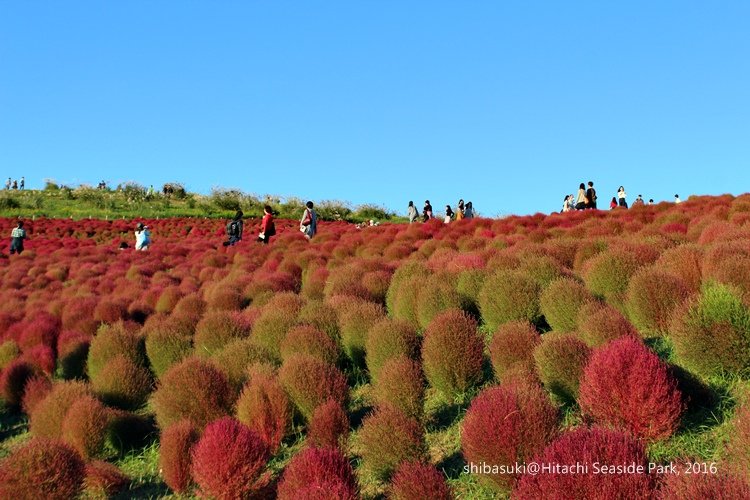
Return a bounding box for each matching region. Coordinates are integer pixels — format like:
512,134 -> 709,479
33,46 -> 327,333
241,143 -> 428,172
224,210 -> 244,246
586,181 -> 597,210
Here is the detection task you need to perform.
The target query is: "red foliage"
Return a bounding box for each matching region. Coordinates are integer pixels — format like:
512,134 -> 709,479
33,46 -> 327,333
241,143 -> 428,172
579,337 -> 683,441
657,470 -> 750,499
0,438 -> 86,500
390,461 -> 452,500
21,374 -> 52,415
30,380 -> 91,438
0,359 -> 38,408
461,382 -> 559,492
489,321 -> 541,381
236,373 -> 292,453
576,301 -> 637,347
308,399 -> 350,449
159,419 -> 199,494
373,356 -> 425,420
725,402 -> 750,478
513,427 -> 655,499
191,417 -> 271,499
61,396 -> 111,458
625,266 -> 691,336
277,447 -> 357,500
84,461 -> 130,497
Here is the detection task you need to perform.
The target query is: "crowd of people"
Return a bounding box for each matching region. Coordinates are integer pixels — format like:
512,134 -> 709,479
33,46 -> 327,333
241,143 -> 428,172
561,182 -> 682,213
4,177 -> 25,190
408,199 -> 475,224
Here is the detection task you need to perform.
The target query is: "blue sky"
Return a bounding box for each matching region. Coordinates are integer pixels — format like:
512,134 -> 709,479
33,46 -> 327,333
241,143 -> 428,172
1,1 -> 748,216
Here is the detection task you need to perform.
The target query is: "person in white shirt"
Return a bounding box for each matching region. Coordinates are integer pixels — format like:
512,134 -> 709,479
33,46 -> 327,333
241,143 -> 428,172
617,186 -> 628,208
674,194 -> 681,204
134,222 -> 151,251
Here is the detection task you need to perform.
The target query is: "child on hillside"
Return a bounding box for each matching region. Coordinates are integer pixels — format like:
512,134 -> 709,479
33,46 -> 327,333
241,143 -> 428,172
10,220 -> 26,255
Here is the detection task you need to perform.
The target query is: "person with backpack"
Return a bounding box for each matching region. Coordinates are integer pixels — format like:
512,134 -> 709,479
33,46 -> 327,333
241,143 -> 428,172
9,220 -> 26,255
407,201 -> 419,223
224,210 -> 244,246
300,201 -> 317,240
586,181 -> 597,209
258,205 -> 275,244
134,222 -> 151,251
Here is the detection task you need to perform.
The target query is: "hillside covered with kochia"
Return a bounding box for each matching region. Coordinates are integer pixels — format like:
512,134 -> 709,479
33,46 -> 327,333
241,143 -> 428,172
1,193 -> 750,498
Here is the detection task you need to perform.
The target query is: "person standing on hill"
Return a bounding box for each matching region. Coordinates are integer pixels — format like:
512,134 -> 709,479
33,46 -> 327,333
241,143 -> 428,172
464,201 -> 474,218
11,180 -> 17,190
134,222 -> 151,251
610,197 -> 618,210
674,194 -> 681,204
423,200 -> 433,222
444,205 -> 454,224
633,194 -> 645,206
301,201 -> 317,240
258,205 -> 275,245
407,201 -> 419,223
456,200 -> 465,220
586,181 -> 597,209
224,210 -> 244,246
9,220 -> 26,255
19,177 -> 24,190
575,183 -> 587,210
617,186 -> 628,208
4,178 -> 10,190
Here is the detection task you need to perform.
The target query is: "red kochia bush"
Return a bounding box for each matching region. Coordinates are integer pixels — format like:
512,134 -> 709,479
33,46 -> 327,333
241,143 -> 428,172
489,321 -> 541,381
358,406 -> 425,481
657,469 -> 750,499
191,417 -> 271,499
279,353 -> 349,420
277,447 -> 357,500
0,359 -> 38,408
365,318 -> 419,382
236,373 -> 292,453
579,337 -> 683,441
84,461 -> 130,497
308,399 -> 350,449
159,419 -> 199,494
576,301 -> 637,348
461,382 -> 559,492
21,374 -> 53,415
61,396 -> 111,459
421,310 -> 484,400
30,380 -> 91,438
0,438 -> 86,500
151,357 -> 234,429
533,333 -> 591,402
625,267 -> 691,336
724,402 -> 750,478
373,356 -> 425,420
390,461 -> 452,500
513,427 -> 655,499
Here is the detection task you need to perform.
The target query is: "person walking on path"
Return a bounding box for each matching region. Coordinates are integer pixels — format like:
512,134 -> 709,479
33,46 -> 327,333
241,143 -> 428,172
300,201 -> 318,240
258,205 -> 275,245
456,200 -> 465,220
11,180 -> 17,190
586,181 -> 597,209
19,177 -> 24,190
423,200 -> 433,222
444,205 -> 454,224
617,186 -> 628,208
9,220 -> 26,255
464,201 -> 474,218
4,178 -> 10,190
224,210 -> 244,246
407,201 -> 419,223
134,222 -> 151,251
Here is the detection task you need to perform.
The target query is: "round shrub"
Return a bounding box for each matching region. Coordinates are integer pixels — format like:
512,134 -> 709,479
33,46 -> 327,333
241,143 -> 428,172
90,355 -> 153,409
365,318 -> 419,382
533,332 -> 591,402
479,269 -> 542,331
625,267 -> 691,336
297,301 -> 340,342
144,323 -> 192,378
456,268 -> 486,314
358,406 -> 425,481
579,337 -> 683,441
540,277 -> 594,332
279,353 -> 349,420
21,374 -> 52,415
724,402 -> 750,478
22,344 -> 56,375
57,332 -> 91,380
655,243 -> 703,292
151,357 -> 234,429
191,417 -> 271,499
387,262 -> 431,328
277,447 -> 357,500
308,399 -> 350,449
86,323 -> 145,381
159,419 -> 199,494
337,298 -> 385,366
513,427 -> 655,499
373,356 -> 425,420
576,301 -> 637,348
670,283 -> 750,377
582,248 -> 644,312
154,286 -> 183,314
421,310 -> 484,400
194,310 -> 251,357
461,382 -> 559,492
252,293 -> 304,361
0,359 -> 38,408
236,373 -> 292,453
0,339 -> 20,369
390,461 -> 452,500
0,438 -> 85,500
417,272 -> 463,330
61,396 -> 111,459
489,321 -> 541,381
210,337 -> 276,392
280,325 -> 340,365
657,469 -> 750,499
84,460 -> 130,497
30,380 -> 91,438
94,298 -> 128,324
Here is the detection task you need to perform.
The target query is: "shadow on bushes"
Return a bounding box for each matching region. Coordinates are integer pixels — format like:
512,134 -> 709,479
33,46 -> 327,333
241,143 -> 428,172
108,413 -> 158,456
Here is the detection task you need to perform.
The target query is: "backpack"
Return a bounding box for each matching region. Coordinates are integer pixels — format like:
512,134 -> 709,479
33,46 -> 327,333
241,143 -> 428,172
227,220 -> 240,237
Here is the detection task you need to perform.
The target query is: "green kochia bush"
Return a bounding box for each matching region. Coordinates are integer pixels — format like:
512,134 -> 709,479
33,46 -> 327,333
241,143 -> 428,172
533,332 -> 591,402
279,353 -> 349,420
625,267 -> 690,336
416,272 -> 462,330
30,380 -> 92,439
421,310 -> 484,400
479,269 -> 542,331
280,325 -> 340,365
373,356 -> 425,420
90,355 -> 153,410
540,277 -> 594,332
365,318 -> 420,382
669,283 -> 750,377
357,406 -> 425,482
489,321 -> 541,381
86,324 -> 146,381
337,298 -> 385,366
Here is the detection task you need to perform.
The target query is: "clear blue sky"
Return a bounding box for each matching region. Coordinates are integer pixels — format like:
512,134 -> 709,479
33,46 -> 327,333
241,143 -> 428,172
1,2 -> 748,216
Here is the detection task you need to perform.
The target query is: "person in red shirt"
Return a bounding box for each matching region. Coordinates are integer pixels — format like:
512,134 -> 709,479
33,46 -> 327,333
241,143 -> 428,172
258,205 -> 276,244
